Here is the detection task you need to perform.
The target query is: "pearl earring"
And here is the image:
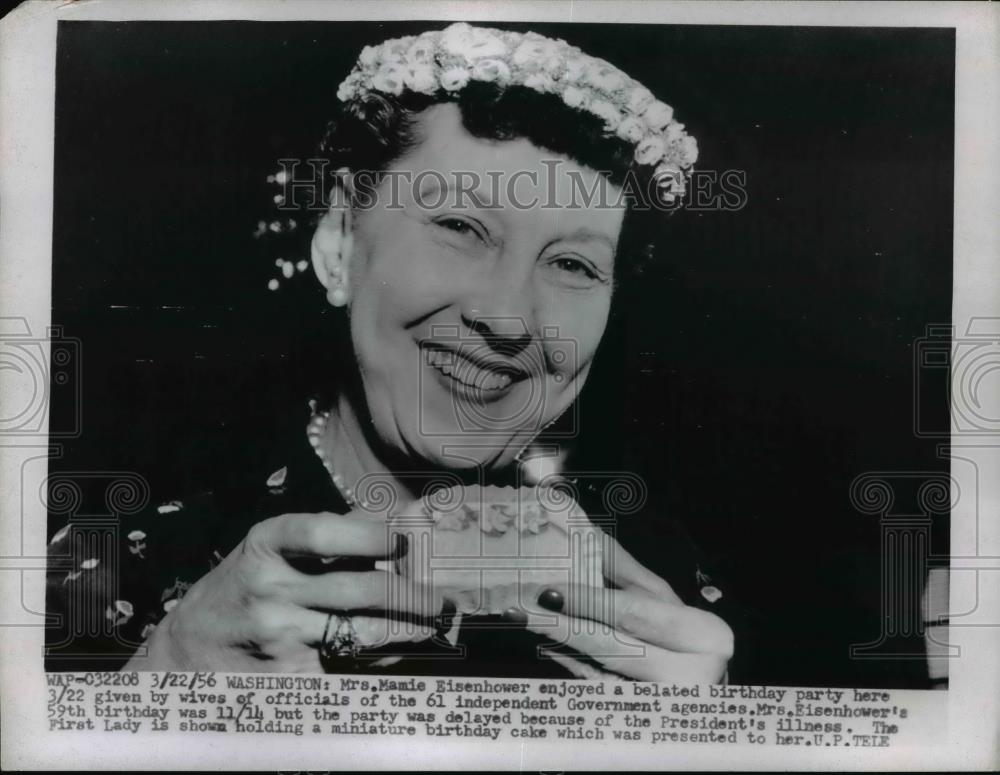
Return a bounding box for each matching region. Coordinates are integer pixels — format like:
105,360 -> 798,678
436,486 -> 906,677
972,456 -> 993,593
328,285 -> 348,307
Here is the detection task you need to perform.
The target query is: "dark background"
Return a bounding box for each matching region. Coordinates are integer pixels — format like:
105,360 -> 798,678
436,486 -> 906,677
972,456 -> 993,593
50,21 -> 953,688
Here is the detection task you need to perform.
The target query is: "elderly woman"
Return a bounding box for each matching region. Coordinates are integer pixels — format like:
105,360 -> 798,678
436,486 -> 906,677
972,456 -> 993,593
47,23 -> 733,681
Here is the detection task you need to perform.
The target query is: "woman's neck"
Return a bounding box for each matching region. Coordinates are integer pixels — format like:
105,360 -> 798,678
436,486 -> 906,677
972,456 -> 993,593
321,393 -> 420,518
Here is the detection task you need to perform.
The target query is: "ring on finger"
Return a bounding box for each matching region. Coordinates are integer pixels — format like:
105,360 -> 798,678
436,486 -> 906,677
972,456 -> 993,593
319,613 -> 360,664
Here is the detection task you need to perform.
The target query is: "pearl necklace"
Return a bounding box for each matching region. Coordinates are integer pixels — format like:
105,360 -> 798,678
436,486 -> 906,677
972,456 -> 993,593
308,405 -> 566,507
306,411 -> 370,509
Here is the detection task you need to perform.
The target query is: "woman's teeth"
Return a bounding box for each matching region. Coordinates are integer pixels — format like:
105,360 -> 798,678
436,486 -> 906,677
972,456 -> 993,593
426,348 -> 513,391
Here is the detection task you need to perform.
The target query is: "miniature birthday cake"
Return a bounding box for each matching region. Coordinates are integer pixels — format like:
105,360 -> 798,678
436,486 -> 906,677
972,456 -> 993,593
392,484 -> 605,615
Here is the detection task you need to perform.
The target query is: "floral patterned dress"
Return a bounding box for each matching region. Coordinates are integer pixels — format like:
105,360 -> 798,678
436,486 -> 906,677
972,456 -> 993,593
46,402 -> 740,677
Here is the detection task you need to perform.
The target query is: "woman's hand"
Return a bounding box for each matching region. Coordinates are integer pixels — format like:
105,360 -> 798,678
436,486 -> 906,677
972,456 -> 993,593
517,536 -> 734,683
126,511 -> 440,672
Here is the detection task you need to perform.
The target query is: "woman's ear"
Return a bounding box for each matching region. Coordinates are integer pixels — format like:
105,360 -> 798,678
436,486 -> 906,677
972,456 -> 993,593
310,208 -> 347,290
311,168 -> 355,306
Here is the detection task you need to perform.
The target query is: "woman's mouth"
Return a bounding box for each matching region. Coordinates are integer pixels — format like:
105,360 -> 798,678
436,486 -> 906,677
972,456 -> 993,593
423,344 -> 528,400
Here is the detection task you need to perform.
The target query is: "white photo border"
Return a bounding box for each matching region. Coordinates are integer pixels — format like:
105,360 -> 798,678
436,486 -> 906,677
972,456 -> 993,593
1,1 -> 997,770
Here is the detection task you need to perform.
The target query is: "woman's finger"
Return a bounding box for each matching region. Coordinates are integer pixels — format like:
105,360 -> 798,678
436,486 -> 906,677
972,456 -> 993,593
524,610 -> 728,682
292,607 -> 436,651
538,647 -> 623,681
243,601 -> 435,653
522,583 -> 733,656
338,615 -> 437,651
601,533 -> 681,602
290,569 -> 446,621
251,512 -> 396,559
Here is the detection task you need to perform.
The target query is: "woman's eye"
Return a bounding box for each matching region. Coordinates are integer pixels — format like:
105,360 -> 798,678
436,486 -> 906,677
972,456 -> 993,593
434,216 -> 485,242
551,256 -> 601,283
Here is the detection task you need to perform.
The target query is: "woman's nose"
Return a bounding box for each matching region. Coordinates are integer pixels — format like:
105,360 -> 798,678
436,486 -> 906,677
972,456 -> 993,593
461,281 -> 537,356
462,311 -> 533,357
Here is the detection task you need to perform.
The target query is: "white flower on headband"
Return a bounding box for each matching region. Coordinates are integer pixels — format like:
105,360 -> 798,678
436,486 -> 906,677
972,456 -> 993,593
405,64 -> 438,95
407,37 -> 435,63
359,45 -> 379,67
617,117 -> 646,144
371,65 -> 406,96
643,101 -> 675,131
336,23 -> 700,181
678,135 -> 700,166
441,22 -> 506,62
523,72 -> 556,93
563,57 -> 588,84
665,122 -> 687,142
626,86 -> 655,115
562,85 -> 590,110
635,136 -> 667,166
585,63 -> 627,94
471,58 -> 511,84
513,38 -> 559,69
381,39 -> 409,60
336,72 -> 364,102
589,98 -> 621,132
440,66 -> 470,92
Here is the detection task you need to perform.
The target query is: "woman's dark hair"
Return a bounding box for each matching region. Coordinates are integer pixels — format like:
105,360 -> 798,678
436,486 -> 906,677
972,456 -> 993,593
317,82 -> 663,278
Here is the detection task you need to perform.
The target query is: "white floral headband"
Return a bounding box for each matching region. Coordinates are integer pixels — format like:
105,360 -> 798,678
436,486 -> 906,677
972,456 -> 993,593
336,22 -> 698,203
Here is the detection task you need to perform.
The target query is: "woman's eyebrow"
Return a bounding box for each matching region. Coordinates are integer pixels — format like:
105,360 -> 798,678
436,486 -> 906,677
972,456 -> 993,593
545,228 -> 618,251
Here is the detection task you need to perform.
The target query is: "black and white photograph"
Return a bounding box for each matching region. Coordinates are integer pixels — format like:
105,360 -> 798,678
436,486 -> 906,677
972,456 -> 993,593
1,1 -> 998,771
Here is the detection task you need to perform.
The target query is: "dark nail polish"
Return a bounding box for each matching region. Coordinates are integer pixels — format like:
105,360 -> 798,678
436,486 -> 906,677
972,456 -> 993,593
392,532 -> 409,559
537,588 -> 564,612
503,606 -> 528,625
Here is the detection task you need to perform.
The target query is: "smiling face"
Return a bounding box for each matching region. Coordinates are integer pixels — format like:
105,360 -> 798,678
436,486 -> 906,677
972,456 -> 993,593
321,103 -> 625,472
